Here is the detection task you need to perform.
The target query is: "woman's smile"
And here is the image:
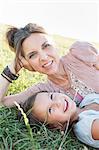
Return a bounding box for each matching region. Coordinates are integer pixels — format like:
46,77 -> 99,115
22,33 -> 60,75
42,60 -> 53,68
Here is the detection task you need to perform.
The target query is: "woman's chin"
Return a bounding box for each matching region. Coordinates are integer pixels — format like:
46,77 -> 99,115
43,67 -> 58,75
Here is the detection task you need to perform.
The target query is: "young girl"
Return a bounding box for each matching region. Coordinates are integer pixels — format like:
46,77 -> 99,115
18,91 -> 99,148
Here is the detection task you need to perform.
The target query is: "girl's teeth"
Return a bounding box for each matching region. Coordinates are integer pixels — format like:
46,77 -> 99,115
64,101 -> 67,112
64,100 -> 68,112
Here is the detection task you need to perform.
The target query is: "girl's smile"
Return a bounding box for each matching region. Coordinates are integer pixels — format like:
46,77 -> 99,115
32,92 -> 77,124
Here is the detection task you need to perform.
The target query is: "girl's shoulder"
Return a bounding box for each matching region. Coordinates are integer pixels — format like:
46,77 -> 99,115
79,93 -> 99,108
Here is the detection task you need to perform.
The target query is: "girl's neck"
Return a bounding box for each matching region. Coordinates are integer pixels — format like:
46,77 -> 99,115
70,107 -> 84,124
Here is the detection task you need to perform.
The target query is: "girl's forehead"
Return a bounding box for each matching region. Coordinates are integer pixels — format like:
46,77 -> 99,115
32,92 -> 50,121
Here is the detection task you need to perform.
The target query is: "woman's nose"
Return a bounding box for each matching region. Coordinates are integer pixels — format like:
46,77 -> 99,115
39,50 -> 48,61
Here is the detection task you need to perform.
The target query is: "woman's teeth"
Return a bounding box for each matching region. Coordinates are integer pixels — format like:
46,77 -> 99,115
43,61 -> 53,68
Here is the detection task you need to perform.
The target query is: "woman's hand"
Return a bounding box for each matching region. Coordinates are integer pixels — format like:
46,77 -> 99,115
8,56 -> 34,74
94,55 -> 99,70
18,55 -> 34,72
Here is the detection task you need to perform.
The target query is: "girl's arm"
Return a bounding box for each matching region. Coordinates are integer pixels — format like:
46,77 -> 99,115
92,119 -> 99,140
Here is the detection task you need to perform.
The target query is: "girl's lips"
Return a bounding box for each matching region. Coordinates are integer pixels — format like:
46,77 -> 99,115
64,100 -> 68,112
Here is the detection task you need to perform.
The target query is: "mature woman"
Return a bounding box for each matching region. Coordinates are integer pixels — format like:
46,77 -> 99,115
0,23 -> 99,107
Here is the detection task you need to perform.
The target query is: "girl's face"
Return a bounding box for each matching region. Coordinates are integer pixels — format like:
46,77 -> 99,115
32,92 -> 76,124
22,33 -> 60,75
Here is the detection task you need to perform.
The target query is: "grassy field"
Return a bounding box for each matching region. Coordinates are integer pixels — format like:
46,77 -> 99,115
0,24 -> 98,150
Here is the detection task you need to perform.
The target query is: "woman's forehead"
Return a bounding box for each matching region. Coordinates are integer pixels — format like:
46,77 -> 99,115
23,33 -> 55,47
22,33 -> 55,55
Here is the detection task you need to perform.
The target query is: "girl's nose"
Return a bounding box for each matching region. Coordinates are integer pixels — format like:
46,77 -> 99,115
52,100 -> 61,108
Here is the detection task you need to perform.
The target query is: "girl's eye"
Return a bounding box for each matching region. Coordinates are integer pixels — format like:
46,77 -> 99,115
50,94 -> 53,100
49,108 -> 52,114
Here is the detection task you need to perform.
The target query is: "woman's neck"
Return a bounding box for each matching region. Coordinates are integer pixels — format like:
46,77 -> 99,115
48,61 -> 69,86
49,62 -> 66,78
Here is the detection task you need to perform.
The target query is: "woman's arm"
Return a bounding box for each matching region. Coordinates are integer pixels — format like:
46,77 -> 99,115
1,80 -> 60,107
0,75 -> 10,103
0,58 -> 33,106
91,119 -> 99,140
1,83 -> 44,107
0,62 -> 17,104
94,55 -> 99,70
70,41 -> 99,69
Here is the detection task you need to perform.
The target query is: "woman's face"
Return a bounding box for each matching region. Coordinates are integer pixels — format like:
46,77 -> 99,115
22,33 -> 60,75
32,92 -> 76,124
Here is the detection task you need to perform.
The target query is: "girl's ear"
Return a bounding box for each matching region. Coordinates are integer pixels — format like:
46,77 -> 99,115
57,122 -> 64,130
46,122 -> 68,131
59,122 -> 68,131
46,122 -> 63,130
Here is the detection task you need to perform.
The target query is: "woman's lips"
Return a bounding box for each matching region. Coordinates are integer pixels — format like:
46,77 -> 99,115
64,100 -> 68,112
42,60 -> 53,68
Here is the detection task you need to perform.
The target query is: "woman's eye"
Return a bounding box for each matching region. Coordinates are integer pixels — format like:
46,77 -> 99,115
29,52 -> 38,59
44,43 -> 51,48
29,54 -> 34,59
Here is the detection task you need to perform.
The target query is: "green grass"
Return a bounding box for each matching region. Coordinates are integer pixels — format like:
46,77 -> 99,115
0,24 -> 97,150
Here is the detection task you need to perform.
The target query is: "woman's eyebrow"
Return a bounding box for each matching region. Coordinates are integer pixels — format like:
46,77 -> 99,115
41,41 -> 48,49
27,51 -> 36,57
26,41 -> 48,57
